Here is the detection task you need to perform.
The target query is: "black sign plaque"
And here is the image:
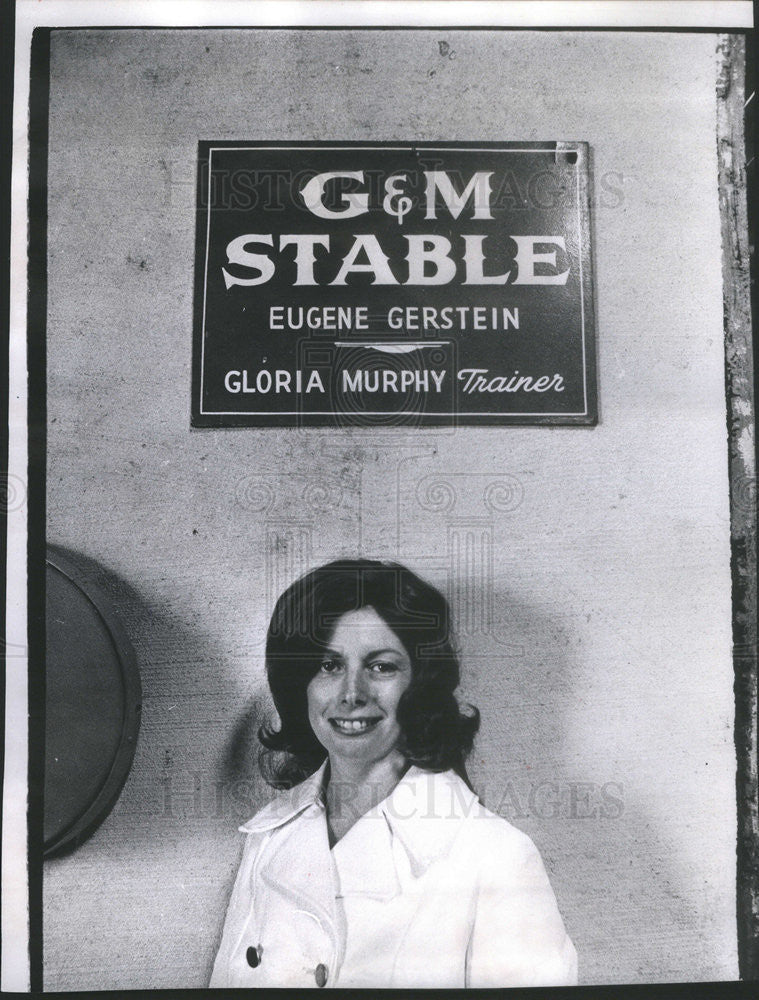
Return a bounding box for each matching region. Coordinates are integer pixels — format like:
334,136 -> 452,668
192,142 -> 597,427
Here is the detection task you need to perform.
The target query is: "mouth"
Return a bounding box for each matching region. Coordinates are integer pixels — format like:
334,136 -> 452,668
329,716 -> 383,735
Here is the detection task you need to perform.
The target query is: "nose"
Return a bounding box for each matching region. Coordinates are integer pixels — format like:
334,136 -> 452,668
339,666 -> 368,708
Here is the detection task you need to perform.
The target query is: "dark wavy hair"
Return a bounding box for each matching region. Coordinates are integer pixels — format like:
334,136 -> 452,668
259,559 -> 480,789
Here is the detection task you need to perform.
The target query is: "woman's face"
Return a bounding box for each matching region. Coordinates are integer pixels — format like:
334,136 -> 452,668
307,606 -> 412,770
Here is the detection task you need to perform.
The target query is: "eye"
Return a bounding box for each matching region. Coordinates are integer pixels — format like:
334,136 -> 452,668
368,660 -> 400,674
319,657 -> 341,674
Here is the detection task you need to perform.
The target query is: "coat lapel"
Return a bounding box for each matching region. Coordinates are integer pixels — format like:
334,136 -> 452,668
328,768 -> 484,894
257,802 -> 338,935
239,763 -> 339,936
331,808 -> 401,899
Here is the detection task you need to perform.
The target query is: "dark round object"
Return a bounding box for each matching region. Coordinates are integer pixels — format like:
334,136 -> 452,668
44,550 -> 141,857
315,963 -> 328,987
246,946 -> 260,968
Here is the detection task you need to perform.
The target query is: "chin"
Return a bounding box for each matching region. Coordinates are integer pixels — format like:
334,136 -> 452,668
325,738 -> 385,760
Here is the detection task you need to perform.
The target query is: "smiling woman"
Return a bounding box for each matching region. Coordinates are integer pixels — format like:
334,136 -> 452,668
209,560 -> 577,989
306,606 -> 413,848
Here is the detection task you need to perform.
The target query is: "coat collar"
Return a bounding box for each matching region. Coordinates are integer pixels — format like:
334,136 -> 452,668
377,766 -> 484,875
238,762 -> 329,835
239,764 -> 485,878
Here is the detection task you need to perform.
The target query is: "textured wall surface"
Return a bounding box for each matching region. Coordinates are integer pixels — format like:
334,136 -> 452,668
44,30 -> 736,987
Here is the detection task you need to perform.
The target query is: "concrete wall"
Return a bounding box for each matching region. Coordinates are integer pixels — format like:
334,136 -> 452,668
44,29 -> 737,987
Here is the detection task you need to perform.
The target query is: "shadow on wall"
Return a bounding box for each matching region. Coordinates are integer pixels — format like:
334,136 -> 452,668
456,578 -> 709,984
454,579 -> 577,798
220,692 -> 279,789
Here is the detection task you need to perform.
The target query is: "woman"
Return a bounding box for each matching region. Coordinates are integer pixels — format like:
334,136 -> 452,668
210,559 -> 577,988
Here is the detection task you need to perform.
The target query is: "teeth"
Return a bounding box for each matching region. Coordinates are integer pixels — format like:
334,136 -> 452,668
332,718 -> 375,732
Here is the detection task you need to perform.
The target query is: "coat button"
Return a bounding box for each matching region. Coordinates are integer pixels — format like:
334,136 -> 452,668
246,945 -> 261,968
314,963 -> 328,987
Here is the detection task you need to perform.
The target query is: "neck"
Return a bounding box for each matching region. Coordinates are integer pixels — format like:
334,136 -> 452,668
327,752 -> 408,800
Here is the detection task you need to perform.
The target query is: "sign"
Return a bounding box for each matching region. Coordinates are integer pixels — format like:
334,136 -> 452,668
192,142 -> 597,427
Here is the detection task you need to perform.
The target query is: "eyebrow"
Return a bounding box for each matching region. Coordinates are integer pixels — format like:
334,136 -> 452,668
322,647 -> 407,659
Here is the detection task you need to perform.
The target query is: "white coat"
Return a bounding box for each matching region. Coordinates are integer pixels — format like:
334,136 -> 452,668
209,763 -> 577,989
